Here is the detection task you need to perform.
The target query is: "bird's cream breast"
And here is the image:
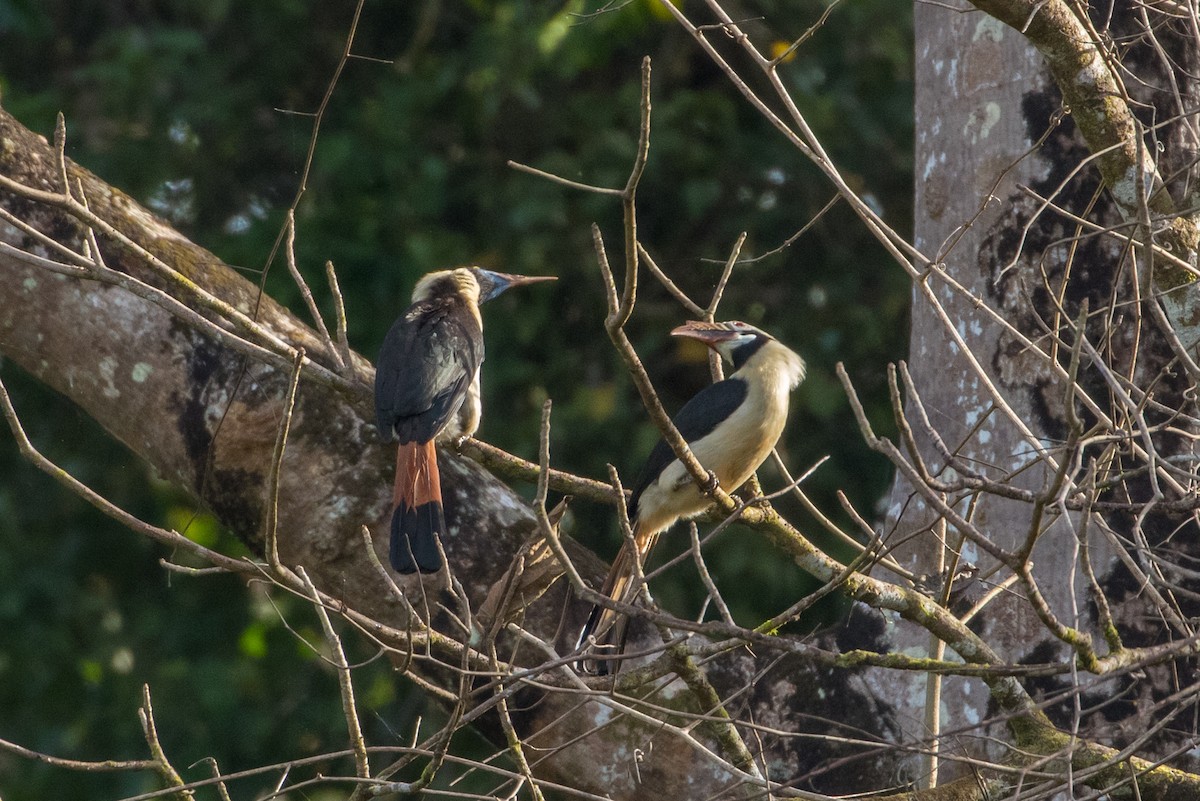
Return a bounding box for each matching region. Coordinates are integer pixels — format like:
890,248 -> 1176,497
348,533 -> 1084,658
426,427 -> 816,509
632,337 -> 802,536
706,369 -> 790,490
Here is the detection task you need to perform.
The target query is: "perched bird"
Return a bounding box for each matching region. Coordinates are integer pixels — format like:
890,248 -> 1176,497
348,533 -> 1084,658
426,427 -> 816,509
578,320 -> 805,673
374,267 -> 555,574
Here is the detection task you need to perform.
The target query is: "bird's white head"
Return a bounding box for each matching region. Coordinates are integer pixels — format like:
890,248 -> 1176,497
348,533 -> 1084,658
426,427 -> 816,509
410,267 -> 556,305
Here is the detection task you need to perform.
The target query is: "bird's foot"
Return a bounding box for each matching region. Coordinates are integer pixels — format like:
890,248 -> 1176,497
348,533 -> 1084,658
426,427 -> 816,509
701,469 -> 720,494
453,435 -> 469,451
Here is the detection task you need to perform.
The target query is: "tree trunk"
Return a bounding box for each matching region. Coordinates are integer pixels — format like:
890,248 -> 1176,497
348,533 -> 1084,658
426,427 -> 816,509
882,0 -> 1200,783
0,104 -> 902,799
875,8 -> 1061,777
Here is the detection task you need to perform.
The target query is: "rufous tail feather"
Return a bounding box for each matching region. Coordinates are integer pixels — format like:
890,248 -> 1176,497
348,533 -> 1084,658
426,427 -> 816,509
577,521 -> 661,674
390,440 -> 445,574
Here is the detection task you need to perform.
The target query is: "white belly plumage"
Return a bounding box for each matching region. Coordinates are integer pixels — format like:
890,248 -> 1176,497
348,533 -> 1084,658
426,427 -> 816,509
437,369 -> 482,442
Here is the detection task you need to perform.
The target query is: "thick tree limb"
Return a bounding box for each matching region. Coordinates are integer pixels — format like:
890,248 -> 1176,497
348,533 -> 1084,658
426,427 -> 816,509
7,72 -> 1200,795
968,0 -> 1200,340
0,105 -> 895,798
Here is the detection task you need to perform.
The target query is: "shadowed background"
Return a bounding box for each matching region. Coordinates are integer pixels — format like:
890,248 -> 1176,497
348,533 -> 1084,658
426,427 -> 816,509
0,1 -> 911,797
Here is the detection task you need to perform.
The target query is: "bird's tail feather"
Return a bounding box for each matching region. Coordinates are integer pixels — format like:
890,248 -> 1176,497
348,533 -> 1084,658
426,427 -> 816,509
391,440 -> 445,574
577,521 -> 660,675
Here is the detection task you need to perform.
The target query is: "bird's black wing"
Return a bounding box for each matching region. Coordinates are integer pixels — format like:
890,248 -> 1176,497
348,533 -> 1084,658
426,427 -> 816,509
374,296 -> 483,443
628,377 -> 748,519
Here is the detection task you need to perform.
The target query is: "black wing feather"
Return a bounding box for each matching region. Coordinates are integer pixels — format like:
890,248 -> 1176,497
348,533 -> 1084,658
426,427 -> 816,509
628,377 -> 748,519
374,296 -> 483,443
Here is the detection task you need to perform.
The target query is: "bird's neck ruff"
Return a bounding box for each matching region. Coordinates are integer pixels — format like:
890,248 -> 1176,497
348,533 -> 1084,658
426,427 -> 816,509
735,339 -> 806,391
410,268 -> 483,307
410,268 -> 484,327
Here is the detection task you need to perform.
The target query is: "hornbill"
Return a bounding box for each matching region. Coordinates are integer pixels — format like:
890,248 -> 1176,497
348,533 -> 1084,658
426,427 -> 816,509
578,320 -> 805,673
374,266 -> 555,574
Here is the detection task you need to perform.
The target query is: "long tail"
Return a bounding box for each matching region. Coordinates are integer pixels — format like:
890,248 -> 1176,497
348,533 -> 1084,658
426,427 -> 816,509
577,520 -> 660,675
390,440 -> 445,574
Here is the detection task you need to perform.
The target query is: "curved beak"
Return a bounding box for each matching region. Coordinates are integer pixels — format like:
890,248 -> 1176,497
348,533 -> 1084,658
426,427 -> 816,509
670,320 -> 739,347
475,269 -> 557,302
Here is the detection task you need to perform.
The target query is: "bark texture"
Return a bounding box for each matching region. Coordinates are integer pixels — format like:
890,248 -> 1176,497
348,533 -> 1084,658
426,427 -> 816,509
874,13 -> 1060,778
0,105 -> 899,798
882,0 -> 1200,783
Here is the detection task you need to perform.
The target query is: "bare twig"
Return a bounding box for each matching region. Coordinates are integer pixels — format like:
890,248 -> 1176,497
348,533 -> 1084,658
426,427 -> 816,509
264,349 -> 306,573
282,211 -> 343,369
506,160 -> 624,196
325,259 -> 356,375
297,566 -> 371,779
457,436 -> 620,505
0,736 -> 154,773
139,685 -> 195,800
638,242 -> 707,317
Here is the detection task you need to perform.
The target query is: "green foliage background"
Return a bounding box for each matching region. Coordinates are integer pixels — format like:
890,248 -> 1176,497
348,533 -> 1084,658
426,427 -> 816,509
0,0 -> 912,797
